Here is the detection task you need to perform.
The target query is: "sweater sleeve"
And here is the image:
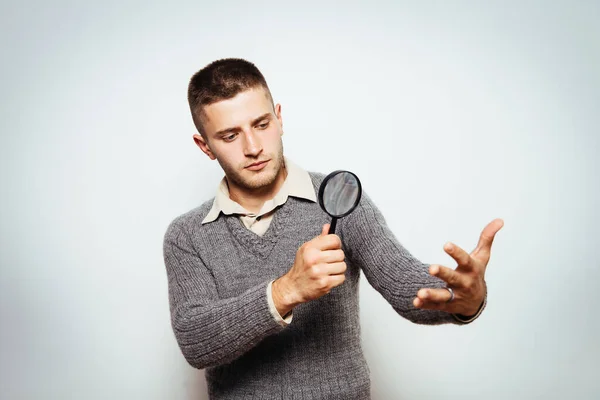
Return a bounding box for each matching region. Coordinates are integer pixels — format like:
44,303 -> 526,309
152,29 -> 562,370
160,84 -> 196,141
163,219 -> 287,369
340,191 -> 463,325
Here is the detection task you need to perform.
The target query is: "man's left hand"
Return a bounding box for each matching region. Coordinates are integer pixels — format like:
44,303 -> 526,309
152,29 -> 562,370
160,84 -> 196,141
413,218 -> 504,317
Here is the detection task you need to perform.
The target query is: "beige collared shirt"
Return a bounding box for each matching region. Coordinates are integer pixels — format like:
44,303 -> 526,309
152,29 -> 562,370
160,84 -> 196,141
202,157 -> 317,326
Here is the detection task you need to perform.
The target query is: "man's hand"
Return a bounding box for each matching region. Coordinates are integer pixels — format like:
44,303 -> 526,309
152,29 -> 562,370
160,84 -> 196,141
272,224 -> 347,317
413,218 -> 504,316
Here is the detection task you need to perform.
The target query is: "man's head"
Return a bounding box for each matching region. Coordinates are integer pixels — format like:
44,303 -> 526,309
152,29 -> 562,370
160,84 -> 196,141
188,58 -> 285,196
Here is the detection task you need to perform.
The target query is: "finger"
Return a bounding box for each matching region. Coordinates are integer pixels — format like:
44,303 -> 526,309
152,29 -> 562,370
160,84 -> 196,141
472,218 -> 504,258
319,249 -> 345,264
321,261 -> 347,275
416,287 -> 453,304
444,242 -> 473,269
413,296 -> 449,311
321,224 -> 330,236
414,296 -> 444,310
315,234 -> 342,251
328,273 -> 346,288
429,264 -> 469,288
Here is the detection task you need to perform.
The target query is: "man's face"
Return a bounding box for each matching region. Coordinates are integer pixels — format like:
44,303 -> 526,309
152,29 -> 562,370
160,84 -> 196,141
193,86 -> 285,193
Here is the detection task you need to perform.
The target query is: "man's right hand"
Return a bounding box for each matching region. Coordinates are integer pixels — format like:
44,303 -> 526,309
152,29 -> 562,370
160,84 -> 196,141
272,224 -> 347,317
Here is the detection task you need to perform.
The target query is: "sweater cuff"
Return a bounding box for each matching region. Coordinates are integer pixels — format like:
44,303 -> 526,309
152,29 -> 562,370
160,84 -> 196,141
267,280 -> 293,326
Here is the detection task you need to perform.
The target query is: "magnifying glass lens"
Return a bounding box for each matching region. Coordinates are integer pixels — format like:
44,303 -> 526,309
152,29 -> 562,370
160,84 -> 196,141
318,170 -> 362,234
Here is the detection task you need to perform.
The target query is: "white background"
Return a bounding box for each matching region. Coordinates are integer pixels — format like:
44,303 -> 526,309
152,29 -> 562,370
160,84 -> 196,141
1,1 -> 599,399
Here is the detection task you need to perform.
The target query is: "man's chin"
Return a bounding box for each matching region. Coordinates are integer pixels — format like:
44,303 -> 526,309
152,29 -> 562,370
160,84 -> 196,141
243,173 -> 277,190
241,165 -> 281,189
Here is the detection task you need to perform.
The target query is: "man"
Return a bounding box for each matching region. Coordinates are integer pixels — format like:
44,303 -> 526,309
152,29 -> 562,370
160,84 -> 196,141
163,58 -> 503,399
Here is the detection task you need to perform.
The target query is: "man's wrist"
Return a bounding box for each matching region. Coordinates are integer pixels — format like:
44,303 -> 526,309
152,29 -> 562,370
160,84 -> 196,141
267,280 -> 293,325
453,292 -> 487,324
272,276 -> 298,318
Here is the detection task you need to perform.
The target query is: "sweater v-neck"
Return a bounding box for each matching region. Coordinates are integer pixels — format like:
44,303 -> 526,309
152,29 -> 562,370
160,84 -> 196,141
224,198 -> 294,258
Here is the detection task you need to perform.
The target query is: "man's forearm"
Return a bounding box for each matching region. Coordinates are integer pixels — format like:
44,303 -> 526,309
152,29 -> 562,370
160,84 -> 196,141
170,280 -> 286,369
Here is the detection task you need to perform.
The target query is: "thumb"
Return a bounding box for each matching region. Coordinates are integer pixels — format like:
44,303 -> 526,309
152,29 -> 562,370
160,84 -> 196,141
321,224 -> 330,236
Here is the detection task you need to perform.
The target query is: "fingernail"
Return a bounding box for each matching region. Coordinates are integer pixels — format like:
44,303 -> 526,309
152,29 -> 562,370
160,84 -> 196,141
446,243 -> 453,252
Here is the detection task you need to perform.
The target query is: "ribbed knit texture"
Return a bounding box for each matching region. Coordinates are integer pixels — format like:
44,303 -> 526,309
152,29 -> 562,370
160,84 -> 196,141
163,172 -> 460,399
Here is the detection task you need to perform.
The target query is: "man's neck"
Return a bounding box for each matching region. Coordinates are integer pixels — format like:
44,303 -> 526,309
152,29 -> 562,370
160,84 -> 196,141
227,165 -> 288,214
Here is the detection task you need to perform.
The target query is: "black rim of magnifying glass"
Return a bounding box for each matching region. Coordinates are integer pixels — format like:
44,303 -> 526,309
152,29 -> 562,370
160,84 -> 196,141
318,170 -> 363,218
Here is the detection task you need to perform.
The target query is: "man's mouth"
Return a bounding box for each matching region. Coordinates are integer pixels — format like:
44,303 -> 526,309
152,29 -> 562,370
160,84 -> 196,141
246,160 -> 270,170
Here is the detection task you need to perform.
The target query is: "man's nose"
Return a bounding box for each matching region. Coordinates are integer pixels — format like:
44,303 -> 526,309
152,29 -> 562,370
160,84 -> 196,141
243,130 -> 262,157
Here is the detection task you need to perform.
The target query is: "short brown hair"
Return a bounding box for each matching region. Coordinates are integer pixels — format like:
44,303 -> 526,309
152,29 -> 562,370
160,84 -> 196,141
187,58 -> 274,136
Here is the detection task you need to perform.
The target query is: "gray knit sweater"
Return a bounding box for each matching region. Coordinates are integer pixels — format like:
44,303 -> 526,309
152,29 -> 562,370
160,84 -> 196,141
163,172 -> 461,399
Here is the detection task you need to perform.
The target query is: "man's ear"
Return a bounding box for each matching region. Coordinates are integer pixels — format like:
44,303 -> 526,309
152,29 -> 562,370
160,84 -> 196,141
193,134 -> 217,160
275,103 -> 283,136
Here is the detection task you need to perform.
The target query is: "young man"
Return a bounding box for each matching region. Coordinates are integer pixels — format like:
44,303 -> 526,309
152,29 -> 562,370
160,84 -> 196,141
163,58 -> 504,399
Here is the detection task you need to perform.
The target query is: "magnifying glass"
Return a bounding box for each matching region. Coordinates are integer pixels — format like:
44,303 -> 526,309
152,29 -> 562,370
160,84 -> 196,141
318,170 -> 362,234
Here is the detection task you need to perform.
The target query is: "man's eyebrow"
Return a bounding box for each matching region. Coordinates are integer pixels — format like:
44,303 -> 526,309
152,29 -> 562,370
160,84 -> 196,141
214,126 -> 238,138
251,113 -> 272,125
214,113 -> 272,138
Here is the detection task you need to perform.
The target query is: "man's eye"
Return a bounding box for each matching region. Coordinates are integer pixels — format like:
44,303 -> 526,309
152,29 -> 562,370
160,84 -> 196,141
223,134 -> 237,142
257,122 -> 269,129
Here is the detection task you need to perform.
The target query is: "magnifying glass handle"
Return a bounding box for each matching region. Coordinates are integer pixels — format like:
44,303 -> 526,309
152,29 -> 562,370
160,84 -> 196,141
329,217 -> 338,234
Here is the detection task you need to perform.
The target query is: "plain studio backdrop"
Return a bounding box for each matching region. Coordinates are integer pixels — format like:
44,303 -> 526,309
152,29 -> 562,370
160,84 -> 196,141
1,1 -> 598,399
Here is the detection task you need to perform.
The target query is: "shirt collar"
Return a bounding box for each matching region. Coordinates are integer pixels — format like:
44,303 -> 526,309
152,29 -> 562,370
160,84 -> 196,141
202,157 -> 316,225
